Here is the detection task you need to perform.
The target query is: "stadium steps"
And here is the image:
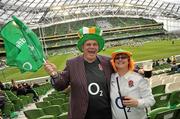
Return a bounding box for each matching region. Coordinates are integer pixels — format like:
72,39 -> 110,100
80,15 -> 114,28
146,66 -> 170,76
16,89 -> 55,119
22,89 -> 69,119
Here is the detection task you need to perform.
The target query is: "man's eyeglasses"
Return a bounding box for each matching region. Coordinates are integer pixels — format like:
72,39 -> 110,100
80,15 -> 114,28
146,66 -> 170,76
114,56 -> 129,60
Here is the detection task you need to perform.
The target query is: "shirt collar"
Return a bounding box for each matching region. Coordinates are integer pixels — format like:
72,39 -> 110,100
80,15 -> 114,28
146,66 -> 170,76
115,71 -> 133,80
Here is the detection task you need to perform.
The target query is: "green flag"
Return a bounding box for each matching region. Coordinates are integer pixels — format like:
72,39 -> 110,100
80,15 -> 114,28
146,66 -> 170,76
0,16 -> 45,73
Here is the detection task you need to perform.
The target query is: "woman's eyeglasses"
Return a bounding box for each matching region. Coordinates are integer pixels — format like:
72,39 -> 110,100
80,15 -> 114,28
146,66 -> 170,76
115,56 -> 129,60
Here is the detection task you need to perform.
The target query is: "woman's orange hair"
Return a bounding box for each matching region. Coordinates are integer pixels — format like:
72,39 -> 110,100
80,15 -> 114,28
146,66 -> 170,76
111,49 -> 135,72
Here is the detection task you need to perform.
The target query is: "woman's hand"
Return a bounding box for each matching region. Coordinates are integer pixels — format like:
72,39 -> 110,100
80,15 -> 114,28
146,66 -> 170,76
123,96 -> 138,107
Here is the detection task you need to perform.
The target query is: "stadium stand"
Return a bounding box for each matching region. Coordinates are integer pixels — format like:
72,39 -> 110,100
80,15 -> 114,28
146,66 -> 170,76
0,17 -> 165,57
0,82 -> 51,118
23,90 -> 69,119
147,73 -> 180,118
24,108 -> 55,119
151,93 -> 171,110
0,0 -> 180,119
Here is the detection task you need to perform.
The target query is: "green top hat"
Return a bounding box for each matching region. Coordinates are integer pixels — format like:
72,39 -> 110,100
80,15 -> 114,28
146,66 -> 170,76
77,26 -> 105,52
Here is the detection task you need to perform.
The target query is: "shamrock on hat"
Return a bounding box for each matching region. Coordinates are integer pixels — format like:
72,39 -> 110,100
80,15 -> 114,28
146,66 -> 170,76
77,26 -> 105,52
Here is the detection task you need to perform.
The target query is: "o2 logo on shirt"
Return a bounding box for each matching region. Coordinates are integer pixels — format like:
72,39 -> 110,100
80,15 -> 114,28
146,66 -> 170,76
115,97 -> 131,112
88,83 -> 103,96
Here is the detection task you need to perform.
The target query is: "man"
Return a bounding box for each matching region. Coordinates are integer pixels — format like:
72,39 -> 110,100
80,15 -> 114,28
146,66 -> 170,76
44,26 -> 113,119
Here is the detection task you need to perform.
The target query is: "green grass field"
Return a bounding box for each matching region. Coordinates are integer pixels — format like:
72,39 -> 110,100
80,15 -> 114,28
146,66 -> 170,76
0,40 -> 180,82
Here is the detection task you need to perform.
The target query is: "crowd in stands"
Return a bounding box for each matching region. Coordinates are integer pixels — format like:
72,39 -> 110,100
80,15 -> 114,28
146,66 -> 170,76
0,80 -> 39,102
0,60 -> 5,68
0,80 -> 51,119
152,56 -> 180,73
105,39 -> 144,49
96,20 -> 112,29
0,80 -> 40,118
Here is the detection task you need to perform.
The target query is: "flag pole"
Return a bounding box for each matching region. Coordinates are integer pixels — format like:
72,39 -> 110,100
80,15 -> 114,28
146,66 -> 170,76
116,77 -> 128,119
43,58 -> 46,63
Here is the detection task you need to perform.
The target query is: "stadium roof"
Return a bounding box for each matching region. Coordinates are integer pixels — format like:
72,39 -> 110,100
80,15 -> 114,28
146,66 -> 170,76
0,0 -> 180,26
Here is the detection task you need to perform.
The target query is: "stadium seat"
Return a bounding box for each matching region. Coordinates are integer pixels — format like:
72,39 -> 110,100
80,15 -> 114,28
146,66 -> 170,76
42,105 -> 62,117
151,93 -> 171,110
2,101 -> 15,117
12,98 -> 23,111
51,90 -> 59,94
174,77 -> 180,83
152,108 -> 180,119
169,90 -> 180,109
162,77 -> 175,84
177,103 -> 180,108
166,82 -> 180,93
5,91 -> 23,110
26,93 -> 35,102
58,112 -> 68,119
61,102 -> 69,112
19,95 -> 30,106
37,115 -> 57,119
48,93 -> 57,98
148,107 -> 170,119
24,108 -> 45,119
43,96 -> 54,102
152,84 -> 166,95
151,80 -> 163,88
64,96 -> 69,102
35,101 -> 51,108
50,98 -> 65,106
57,93 -> 67,99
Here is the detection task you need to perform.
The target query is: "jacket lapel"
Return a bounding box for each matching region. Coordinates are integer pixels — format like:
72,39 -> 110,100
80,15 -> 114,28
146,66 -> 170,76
77,55 -> 88,97
97,55 -> 111,91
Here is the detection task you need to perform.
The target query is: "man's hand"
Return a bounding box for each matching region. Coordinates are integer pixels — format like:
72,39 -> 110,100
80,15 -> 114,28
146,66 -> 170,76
123,96 -> 138,107
44,60 -> 58,76
138,68 -> 144,75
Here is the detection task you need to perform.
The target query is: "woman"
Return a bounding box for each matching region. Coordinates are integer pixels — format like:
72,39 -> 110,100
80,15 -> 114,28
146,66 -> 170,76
110,49 -> 155,119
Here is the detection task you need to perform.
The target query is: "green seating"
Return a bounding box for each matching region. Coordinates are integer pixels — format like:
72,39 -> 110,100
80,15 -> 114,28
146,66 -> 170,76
35,101 -> 51,108
51,91 -> 59,94
152,84 -> 166,95
64,96 -> 69,102
26,93 -> 34,103
2,101 -> 15,117
24,108 -> 45,119
42,105 -> 62,117
37,115 -> 57,119
48,94 -> 57,98
43,97 -> 54,102
10,112 -> 18,119
61,102 -> 69,112
12,98 -> 23,111
50,98 -> 65,106
58,94 -> 66,99
5,91 -> 18,100
34,83 -> 52,96
58,112 -> 68,119
169,90 -> 180,109
176,107 -> 180,119
5,91 -> 23,110
148,107 -> 170,119
19,95 -> 30,106
153,108 -> 180,119
151,93 -> 171,110
177,103 -> 180,108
